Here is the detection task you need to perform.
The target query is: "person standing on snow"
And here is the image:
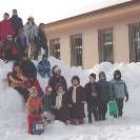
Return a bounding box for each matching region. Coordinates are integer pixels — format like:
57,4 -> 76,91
84,73 -> 99,123
0,13 -> 14,42
35,23 -> 48,59
24,16 -> 38,59
10,9 -> 23,37
97,72 -> 110,120
110,70 -> 129,118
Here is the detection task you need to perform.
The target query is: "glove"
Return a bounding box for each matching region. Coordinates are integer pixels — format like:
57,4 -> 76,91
125,95 -> 129,102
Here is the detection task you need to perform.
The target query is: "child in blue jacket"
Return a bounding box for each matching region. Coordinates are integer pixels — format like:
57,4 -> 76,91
37,54 -> 51,78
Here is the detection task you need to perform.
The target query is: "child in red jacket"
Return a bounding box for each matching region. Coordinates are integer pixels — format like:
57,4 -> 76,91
26,86 -> 43,134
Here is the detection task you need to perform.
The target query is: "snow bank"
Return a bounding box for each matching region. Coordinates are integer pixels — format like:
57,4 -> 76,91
0,58 -> 140,140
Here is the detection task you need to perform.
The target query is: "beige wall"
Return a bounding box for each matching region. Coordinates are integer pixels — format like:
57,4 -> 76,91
46,15 -> 140,69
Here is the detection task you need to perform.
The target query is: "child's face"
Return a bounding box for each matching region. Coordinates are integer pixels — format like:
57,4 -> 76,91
30,91 -> 38,98
100,75 -> 106,81
14,66 -> 20,72
72,79 -> 79,86
7,36 -> 13,41
57,86 -> 64,93
89,76 -> 95,83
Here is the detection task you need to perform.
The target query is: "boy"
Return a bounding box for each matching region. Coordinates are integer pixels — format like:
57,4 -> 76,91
37,54 -> 51,78
97,72 -> 110,120
84,73 -> 99,123
110,70 -> 129,117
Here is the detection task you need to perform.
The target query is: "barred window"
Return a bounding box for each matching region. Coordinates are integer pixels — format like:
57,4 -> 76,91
129,23 -> 140,62
70,34 -> 82,67
50,38 -> 60,60
98,28 -> 114,63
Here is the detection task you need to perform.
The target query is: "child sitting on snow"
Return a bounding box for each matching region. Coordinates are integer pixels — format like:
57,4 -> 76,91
68,76 -> 85,125
53,84 -> 70,124
37,54 -> 51,78
42,86 -> 54,123
3,35 -> 18,62
26,86 -> 43,134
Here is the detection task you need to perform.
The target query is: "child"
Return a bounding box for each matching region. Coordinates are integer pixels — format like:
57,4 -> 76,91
42,86 -> 54,123
3,35 -> 18,61
26,86 -> 43,134
97,72 -> 110,120
68,76 -> 85,125
16,28 -> 27,58
53,84 -> 70,124
37,54 -> 51,78
84,73 -> 99,123
110,70 -> 129,117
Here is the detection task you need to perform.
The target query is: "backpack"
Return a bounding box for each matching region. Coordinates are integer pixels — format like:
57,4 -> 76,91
33,121 -> 44,135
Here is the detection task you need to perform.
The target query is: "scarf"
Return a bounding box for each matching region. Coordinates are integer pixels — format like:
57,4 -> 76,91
72,85 -> 80,103
55,91 -> 65,110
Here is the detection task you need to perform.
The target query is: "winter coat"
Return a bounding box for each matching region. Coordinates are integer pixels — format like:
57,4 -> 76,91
97,81 -> 110,102
37,29 -> 48,52
7,72 -> 24,88
20,59 -> 37,78
24,22 -> 38,43
49,75 -> 67,94
0,19 -> 14,41
3,40 -> 18,60
38,60 -> 50,70
53,92 -> 70,122
68,86 -> 85,119
26,96 -> 43,116
16,33 -> 27,51
10,15 -> 23,36
84,82 -> 99,103
110,79 -> 129,100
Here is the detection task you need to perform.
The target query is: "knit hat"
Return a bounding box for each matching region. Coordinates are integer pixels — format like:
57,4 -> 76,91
45,86 -> 52,92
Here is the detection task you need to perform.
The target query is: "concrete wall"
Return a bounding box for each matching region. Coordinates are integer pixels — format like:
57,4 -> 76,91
46,16 -> 140,69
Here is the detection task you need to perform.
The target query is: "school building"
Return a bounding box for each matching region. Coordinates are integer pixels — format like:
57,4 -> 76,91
44,0 -> 140,69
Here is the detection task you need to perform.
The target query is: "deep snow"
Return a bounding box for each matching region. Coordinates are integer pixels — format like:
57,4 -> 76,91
0,58 -> 140,140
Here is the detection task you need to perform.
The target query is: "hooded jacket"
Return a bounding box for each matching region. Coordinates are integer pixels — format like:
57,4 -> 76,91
0,19 -> 14,41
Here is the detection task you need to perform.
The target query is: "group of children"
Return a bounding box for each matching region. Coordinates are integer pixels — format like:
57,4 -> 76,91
24,64 -> 129,135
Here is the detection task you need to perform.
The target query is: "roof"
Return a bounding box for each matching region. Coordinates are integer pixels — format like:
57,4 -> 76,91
45,0 -> 140,27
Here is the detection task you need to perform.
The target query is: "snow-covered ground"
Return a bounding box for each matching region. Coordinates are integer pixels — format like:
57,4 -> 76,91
0,57 -> 140,140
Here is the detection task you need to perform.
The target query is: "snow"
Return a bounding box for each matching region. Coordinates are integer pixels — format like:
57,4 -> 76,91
0,57 -> 140,140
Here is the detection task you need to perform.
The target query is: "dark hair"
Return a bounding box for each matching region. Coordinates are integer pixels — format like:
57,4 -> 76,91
114,70 -> 121,79
22,53 -> 28,58
89,73 -> 96,79
55,84 -> 64,91
39,23 -> 44,27
71,75 -> 80,84
99,71 -> 106,79
4,13 -> 9,17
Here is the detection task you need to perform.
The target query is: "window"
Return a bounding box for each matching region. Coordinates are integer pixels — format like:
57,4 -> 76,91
98,28 -> 114,63
50,38 -> 60,60
129,23 -> 140,62
70,34 -> 82,67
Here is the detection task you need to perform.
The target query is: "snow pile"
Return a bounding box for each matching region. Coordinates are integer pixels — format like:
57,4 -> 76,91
0,58 -> 140,140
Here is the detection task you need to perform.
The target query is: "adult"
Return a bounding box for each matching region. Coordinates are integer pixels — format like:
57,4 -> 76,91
35,23 -> 48,59
10,9 -> 23,37
49,65 -> 67,99
24,16 -> 38,59
0,13 -> 14,41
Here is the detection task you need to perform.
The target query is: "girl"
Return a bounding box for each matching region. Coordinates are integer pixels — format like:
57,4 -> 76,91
53,84 -> 70,124
26,86 -> 43,134
68,76 -> 85,125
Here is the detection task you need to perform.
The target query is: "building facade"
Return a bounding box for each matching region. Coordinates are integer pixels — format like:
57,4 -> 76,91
44,0 -> 140,69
